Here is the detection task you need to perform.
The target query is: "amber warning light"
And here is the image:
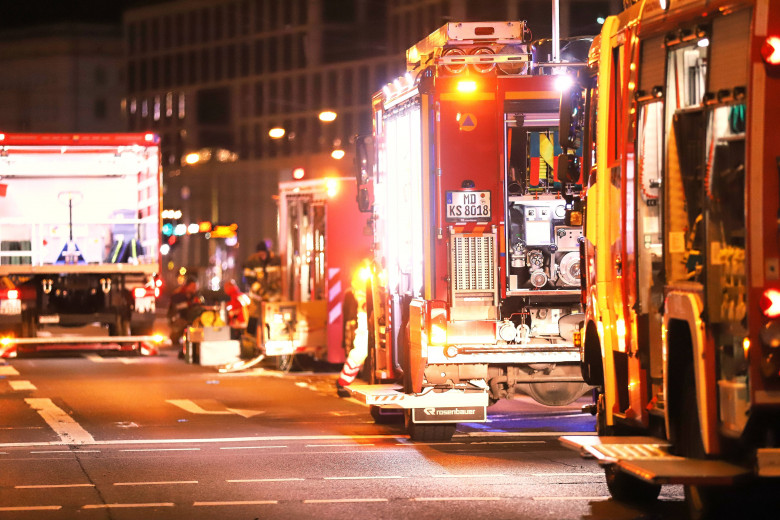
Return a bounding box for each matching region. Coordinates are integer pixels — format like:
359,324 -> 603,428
760,288 -> 780,319
761,36 -> 780,66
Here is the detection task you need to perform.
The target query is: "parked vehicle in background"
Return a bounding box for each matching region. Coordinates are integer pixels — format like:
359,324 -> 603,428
0,133 -> 164,357
259,177 -> 371,371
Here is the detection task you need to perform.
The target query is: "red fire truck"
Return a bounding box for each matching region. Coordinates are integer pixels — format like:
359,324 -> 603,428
348,22 -> 590,441
559,0 -> 780,515
260,177 -> 372,370
0,133 -> 164,357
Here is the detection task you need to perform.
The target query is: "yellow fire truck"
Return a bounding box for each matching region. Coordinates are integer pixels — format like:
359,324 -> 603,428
558,0 -> 780,516
348,22 -> 591,441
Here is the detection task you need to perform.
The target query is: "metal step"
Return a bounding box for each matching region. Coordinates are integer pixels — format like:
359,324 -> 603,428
346,384 -> 488,410
560,435 -> 750,486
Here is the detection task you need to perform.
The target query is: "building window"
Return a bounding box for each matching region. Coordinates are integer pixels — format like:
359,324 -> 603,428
176,53 -> 185,86
154,95 -> 161,121
127,61 -> 136,92
254,82 -> 264,116
201,48 -> 211,82
228,45 -> 237,79
151,57 -> 160,89
188,11 -> 198,45
176,13 -> 186,47
142,99 -> 149,118
227,3 -> 237,38
214,5 -> 224,40
166,92 -> 174,118
163,55 -> 173,87
240,43 -> 250,76
254,39 -> 264,74
188,51 -> 198,84
178,93 -> 186,119
94,98 -> 107,120
129,98 -> 137,115
214,47 -> 224,81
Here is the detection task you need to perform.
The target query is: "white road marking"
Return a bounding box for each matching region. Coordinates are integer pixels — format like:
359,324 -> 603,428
533,496 -> 609,501
305,444 -> 373,447
0,366 -> 20,376
228,478 -> 304,483
0,433 -> 409,448
166,399 -> 264,418
529,472 -> 603,477
84,355 -> 137,364
114,481 -> 198,486
9,380 -> 36,391
83,503 -> 175,509
432,474 -> 507,479
15,484 -> 94,489
220,445 -> 287,450
304,498 -> 388,504
30,450 -> 74,454
458,431 -> 590,437
471,440 -> 546,445
324,476 -> 406,480
412,497 -> 502,502
24,398 -> 95,445
120,448 -> 200,452
194,500 -> 278,506
0,506 -> 62,511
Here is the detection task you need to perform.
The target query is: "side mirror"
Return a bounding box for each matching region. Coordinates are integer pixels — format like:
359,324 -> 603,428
556,153 -> 581,184
354,135 -> 373,213
559,84 -> 584,151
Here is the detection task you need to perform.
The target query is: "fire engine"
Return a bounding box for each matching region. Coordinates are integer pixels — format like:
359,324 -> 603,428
348,22 -> 590,441
0,133 -> 165,357
260,177 -> 372,370
558,0 -> 780,515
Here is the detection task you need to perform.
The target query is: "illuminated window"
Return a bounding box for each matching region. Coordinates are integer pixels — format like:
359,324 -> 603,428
178,93 -> 186,119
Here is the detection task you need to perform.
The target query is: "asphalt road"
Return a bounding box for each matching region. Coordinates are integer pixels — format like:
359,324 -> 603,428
0,347 -> 688,520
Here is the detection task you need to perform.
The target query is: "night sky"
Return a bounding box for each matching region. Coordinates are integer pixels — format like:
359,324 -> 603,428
0,1 -> 165,29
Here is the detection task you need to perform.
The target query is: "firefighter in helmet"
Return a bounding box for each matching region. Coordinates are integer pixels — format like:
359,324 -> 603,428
336,262 -> 371,397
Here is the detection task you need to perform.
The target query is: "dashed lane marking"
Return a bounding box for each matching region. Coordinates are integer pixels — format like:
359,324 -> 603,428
15,484 -> 94,489
24,398 -> 95,445
0,506 -> 62,511
304,498 -> 388,504
0,366 -> 20,376
113,481 -> 198,486
324,476 -> 406,480
533,496 -> 610,501
412,497 -> 502,502
220,445 -> 287,450
82,503 -> 175,509
9,380 -> 36,391
227,478 -> 304,483
432,474 -> 508,479
119,448 -> 200,452
194,501 -> 278,506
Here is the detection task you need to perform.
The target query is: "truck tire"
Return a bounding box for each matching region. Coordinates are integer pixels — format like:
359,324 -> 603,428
370,405 -> 403,424
604,464 -> 661,503
405,410 -> 456,442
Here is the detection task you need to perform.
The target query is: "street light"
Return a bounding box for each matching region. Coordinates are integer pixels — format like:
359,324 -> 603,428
269,127 -> 286,139
331,149 -> 346,160
184,152 -> 200,165
319,110 -> 337,122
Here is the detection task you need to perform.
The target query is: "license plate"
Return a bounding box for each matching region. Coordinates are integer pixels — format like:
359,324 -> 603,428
39,314 -> 60,324
0,299 -> 21,315
446,191 -> 491,222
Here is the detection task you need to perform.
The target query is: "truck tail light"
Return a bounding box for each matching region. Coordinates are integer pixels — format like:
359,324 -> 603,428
133,287 -> 150,298
6,289 -> 19,300
760,288 -> 780,318
456,80 -> 477,93
761,36 -> 780,66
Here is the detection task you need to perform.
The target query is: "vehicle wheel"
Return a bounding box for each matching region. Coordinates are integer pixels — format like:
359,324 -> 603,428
604,464 -> 661,503
525,380 -> 589,406
404,410 -> 456,442
674,367 -> 725,520
275,354 -> 294,372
